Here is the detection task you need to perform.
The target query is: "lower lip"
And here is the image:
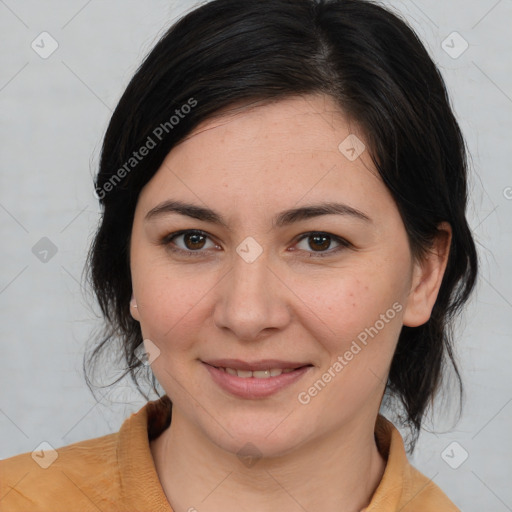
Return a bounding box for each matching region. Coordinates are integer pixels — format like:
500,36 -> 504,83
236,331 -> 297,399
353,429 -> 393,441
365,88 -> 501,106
203,363 -> 311,399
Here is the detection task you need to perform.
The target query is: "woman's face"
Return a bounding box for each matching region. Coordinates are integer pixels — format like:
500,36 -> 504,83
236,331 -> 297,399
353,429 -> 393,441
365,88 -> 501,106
129,94 -> 438,456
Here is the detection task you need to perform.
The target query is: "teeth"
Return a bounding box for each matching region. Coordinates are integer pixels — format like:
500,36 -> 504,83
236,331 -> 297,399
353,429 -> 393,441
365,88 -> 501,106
220,367 -> 297,378
253,370 -> 271,379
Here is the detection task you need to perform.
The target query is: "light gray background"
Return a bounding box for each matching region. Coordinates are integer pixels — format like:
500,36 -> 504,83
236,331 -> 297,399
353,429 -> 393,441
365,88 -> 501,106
0,0 -> 511,509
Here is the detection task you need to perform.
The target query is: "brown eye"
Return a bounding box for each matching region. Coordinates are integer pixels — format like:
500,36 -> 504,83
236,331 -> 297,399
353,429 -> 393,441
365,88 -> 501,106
162,230 -> 219,256
183,232 -> 207,250
308,234 -> 331,251
294,232 -> 351,257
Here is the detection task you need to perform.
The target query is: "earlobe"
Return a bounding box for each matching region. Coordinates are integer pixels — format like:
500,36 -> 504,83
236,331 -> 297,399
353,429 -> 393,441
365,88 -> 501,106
130,295 -> 140,321
402,222 -> 452,327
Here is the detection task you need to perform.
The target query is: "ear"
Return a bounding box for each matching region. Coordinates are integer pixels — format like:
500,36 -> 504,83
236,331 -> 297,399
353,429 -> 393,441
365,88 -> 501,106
130,295 -> 140,322
402,222 -> 452,327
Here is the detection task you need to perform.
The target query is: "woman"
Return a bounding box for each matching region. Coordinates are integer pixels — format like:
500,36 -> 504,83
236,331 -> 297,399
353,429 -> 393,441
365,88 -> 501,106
0,0 -> 478,510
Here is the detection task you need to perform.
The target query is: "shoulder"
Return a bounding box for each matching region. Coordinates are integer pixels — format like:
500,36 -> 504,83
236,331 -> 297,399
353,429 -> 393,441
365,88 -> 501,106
366,415 -> 460,512
399,463 -> 460,511
0,397 -> 172,512
0,432 -> 121,512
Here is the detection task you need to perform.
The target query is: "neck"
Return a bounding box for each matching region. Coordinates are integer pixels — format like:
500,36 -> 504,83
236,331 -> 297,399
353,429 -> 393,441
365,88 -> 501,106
151,409 -> 386,512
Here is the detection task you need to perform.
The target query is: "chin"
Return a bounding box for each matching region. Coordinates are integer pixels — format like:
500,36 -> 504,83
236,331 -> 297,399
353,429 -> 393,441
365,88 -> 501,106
203,415 -> 314,461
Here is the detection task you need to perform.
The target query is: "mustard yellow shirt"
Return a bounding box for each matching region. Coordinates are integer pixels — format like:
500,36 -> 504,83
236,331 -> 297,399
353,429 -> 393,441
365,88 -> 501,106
0,395 -> 459,511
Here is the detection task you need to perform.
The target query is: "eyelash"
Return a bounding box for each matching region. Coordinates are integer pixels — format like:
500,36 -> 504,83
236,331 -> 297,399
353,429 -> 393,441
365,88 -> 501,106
160,229 -> 352,258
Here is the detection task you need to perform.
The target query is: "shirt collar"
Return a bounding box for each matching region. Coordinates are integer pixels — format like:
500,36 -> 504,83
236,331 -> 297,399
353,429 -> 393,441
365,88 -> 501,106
362,414 -> 407,511
118,395 -> 173,511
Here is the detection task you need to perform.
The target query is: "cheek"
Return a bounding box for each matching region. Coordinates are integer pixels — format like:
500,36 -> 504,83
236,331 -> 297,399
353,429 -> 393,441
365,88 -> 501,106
308,268 -> 407,398
131,257 -> 219,354
294,265 -> 407,410
301,268 -> 405,349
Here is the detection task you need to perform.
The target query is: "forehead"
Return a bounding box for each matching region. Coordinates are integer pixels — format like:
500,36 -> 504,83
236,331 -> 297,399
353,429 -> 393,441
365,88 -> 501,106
136,94 -> 394,224
181,94 -> 359,154
155,96 -> 374,181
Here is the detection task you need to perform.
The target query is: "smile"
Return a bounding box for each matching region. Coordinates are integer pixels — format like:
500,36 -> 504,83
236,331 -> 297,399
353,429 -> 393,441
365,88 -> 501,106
202,360 -> 313,399
217,367 -> 296,378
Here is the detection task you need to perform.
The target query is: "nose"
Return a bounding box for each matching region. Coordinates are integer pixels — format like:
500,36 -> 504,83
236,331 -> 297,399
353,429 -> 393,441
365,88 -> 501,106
213,247 -> 292,342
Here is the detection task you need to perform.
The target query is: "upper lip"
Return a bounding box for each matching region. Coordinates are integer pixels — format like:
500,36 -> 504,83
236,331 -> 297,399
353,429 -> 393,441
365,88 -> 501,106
203,359 -> 311,371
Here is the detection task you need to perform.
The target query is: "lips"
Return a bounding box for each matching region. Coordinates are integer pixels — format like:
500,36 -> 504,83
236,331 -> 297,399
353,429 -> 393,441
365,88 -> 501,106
203,359 -> 311,378
203,359 -> 310,371
202,359 -> 313,399
217,367 -> 296,378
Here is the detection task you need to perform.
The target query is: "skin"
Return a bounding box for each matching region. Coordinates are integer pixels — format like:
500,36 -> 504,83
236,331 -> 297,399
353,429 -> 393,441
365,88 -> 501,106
129,94 -> 451,512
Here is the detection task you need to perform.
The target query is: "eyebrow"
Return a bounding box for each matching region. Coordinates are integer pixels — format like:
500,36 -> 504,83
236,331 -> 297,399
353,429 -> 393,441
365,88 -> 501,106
145,200 -> 371,228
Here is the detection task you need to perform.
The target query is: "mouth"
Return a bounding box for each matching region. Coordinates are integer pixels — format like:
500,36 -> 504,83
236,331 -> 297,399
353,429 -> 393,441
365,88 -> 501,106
204,359 -> 312,375
215,367 -> 297,378
201,359 -> 313,398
